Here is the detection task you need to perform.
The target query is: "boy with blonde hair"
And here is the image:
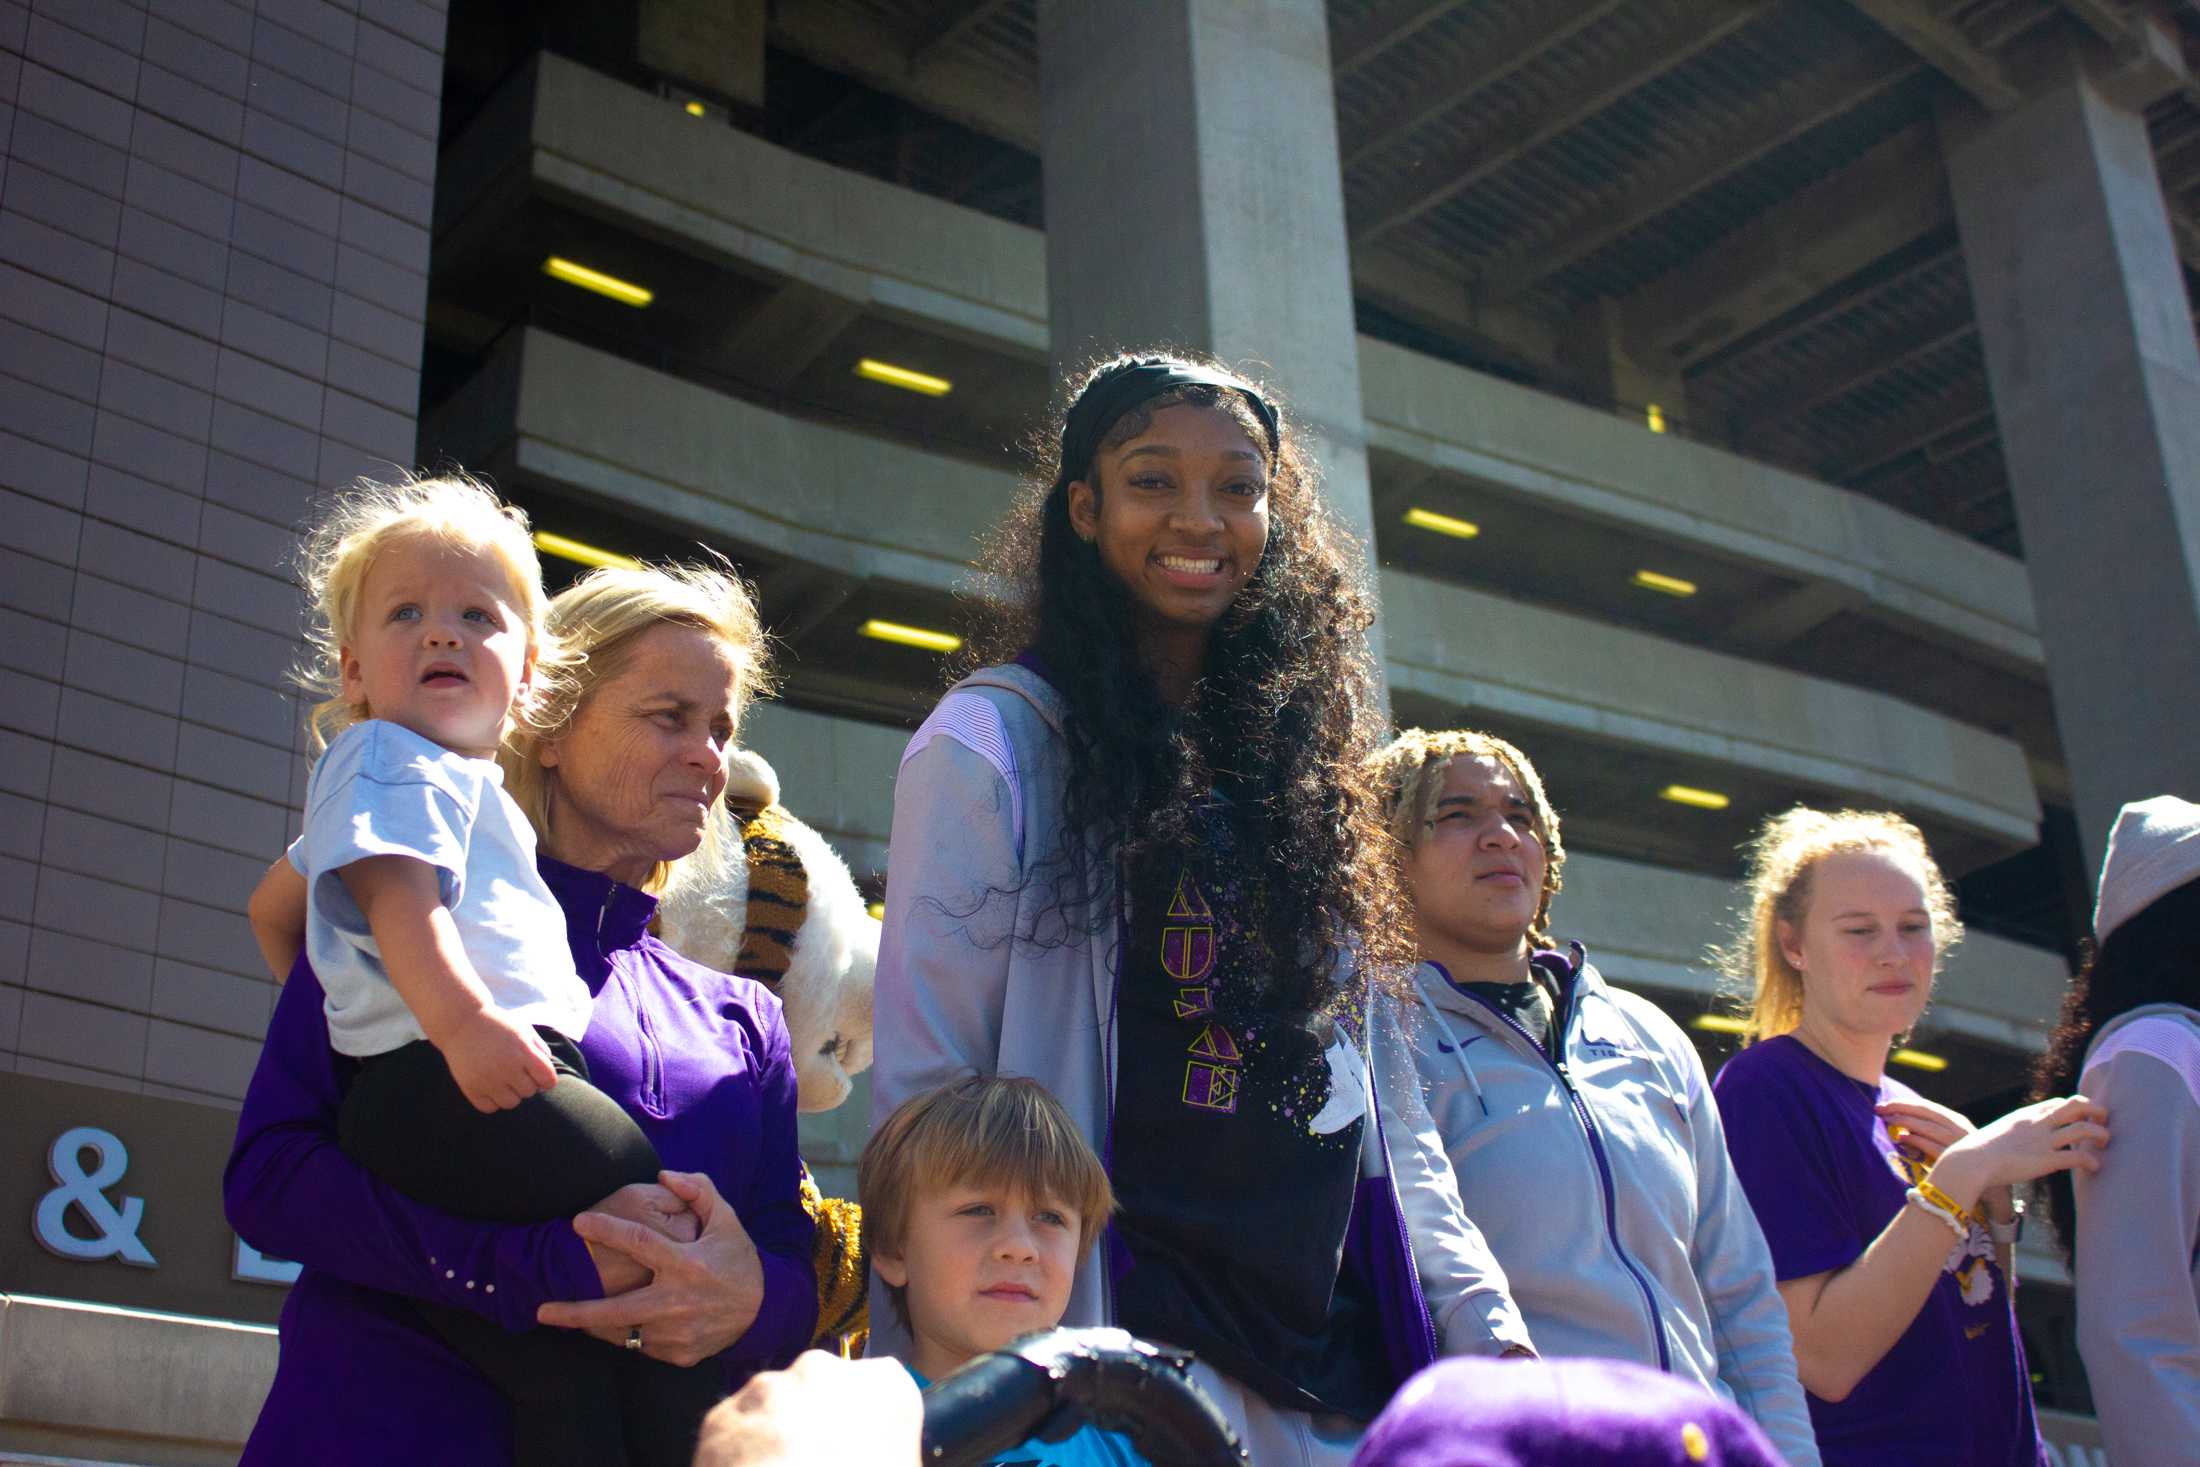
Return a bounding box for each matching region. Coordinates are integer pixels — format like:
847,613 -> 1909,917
861,1075 -> 1143,1466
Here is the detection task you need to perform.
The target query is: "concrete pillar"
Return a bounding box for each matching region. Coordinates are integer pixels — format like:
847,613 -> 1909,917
1942,51 -> 2200,865
1036,0 -> 1384,668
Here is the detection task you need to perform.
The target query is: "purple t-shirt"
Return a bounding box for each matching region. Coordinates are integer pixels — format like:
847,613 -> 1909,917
1714,1036 -> 2047,1467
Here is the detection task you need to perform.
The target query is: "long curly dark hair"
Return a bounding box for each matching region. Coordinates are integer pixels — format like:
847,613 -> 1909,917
960,350 -> 1410,1016
2031,875 -> 2200,1258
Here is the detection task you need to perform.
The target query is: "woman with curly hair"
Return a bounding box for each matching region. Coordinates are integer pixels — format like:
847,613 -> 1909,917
1712,807 -> 2103,1466
1370,728 -> 1818,1466
869,352 -> 1528,1460
2032,796 -> 2200,1466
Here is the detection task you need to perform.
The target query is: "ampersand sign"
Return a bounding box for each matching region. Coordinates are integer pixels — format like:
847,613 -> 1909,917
33,1125 -> 158,1268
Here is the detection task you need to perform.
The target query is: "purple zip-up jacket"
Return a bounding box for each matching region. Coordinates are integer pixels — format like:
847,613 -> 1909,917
224,855 -> 816,1465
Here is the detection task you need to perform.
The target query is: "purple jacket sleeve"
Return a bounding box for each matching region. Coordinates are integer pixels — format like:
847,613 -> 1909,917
222,957 -> 604,1332
719,991 -> 818,1379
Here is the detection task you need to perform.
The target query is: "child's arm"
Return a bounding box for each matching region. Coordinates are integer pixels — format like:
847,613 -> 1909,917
338,854 -> 559,1112
247,858 -> 309,982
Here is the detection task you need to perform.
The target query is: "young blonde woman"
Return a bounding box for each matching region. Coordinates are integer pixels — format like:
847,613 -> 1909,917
1372,729 -> 1818,1467
1713,808 -> 2105,1466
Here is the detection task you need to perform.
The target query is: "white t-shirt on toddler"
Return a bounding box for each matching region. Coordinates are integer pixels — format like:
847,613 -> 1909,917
291,718 -> 591,1058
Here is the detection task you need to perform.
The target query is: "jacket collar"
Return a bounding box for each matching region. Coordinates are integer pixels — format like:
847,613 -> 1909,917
1419,942 -> 1594,1020
539,854 -> 659,988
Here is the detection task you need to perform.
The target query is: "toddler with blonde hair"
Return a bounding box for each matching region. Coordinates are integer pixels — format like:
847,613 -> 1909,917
261,474 -> 711,1467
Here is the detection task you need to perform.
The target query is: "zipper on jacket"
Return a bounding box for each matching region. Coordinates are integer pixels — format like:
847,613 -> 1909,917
1456,983 -> 1672,1373
632,977 -> 665,1114
602,890 -> 665,1114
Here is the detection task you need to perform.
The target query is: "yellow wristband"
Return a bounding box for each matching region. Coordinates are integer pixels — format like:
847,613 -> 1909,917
1915,1178 -> 1975,1231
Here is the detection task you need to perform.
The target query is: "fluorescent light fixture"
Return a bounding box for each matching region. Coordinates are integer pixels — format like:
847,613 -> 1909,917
865,901 -> 885,921
1646,404 -> 1667,434
684,100 -> 706,117
855,358 -> 952,397
1660,784 -> 1731,811
1402,507 -> 1481,539
533,531 -> 642,572
1632,569 -> 1699,597
860,618 -> 961,654
1689,1013 -> 1749,1036
542,257 -> 654,308
1890,1048 -> 1949,1073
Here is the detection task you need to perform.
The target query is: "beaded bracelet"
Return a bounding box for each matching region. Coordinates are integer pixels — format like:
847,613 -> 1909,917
1914,1178 -> 1976,1231
1906,1186 -> 1968,1240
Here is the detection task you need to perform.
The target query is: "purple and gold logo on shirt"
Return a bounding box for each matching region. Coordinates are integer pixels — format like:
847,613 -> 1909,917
1164,870 -> 1240,1113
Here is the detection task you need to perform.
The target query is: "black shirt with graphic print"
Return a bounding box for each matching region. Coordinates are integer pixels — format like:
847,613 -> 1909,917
1106,817 -> 1393,1420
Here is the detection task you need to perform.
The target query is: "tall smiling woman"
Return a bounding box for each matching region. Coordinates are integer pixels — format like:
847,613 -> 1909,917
870,353 -> 1527,1462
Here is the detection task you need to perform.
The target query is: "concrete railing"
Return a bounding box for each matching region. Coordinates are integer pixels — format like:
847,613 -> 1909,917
426,327 -> 1016,596
1556,850 -> 2068,1047
489,55 -> 2045,684
442,54 -> 1047,353
1360,340 -> 2043,671
0,1295 -> 274,1467
441,331 -> 2039,850
736,700 -> 2061,1048
1382,569 -> 2040,847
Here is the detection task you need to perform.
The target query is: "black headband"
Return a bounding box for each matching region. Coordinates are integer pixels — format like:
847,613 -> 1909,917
1055,361 -> 1282,490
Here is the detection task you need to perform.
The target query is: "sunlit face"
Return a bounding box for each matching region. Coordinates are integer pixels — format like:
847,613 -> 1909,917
874,1180 -> 1082,1383
1406,754 -> 1549,960
340,534 -> 536,758
536,622 -> 739,886
1066,402 -> 1270,666
1778,849 -> 1938,1042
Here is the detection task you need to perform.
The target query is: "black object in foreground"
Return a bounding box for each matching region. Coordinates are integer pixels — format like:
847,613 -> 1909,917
917,1328 -> 1247,1467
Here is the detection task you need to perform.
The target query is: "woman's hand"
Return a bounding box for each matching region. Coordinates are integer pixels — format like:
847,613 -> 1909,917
538,1170 -> 766,1366
584,1182 -> 701,1295
1878,1096 -> 2024,1224
1874,1095 -> 1974,1162
1930,1094 -> 2109,1212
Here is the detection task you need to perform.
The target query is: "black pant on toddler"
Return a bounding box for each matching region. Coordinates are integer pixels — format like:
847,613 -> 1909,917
340,1030 -> 723,1467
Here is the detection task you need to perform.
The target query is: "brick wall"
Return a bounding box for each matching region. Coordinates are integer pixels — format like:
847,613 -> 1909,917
0,0 -> 443,1103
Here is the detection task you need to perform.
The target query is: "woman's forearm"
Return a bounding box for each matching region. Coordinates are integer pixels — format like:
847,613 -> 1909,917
222,963 -> 602,1330
1778,1187 -> 1964,1401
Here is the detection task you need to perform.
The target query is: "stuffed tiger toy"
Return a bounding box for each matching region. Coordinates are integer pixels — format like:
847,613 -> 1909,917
657,749 -> 878,1352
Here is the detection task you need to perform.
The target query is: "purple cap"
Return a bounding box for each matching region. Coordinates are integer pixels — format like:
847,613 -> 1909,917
1353,1357 -> 1785,1467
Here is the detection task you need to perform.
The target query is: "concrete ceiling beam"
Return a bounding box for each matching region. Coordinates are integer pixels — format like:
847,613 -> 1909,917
1828,392 -> 1994,483
906,0 -> 1014,74
1480,45 -> 1919,302
1350,244 -> 1566,380
1330,0 -> 1460,79
771,2 -> 1039,149
1339,0 -> 1627,169
1619,123 -> 1952,370
1690,235 -> 1961,376
1846,0 -> 2024,110
1350,1 -> 1763,246
1732,306 -> 1977,439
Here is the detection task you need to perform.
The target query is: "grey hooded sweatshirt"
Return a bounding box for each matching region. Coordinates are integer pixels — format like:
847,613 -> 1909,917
1410,951 -> 1820,1467
869,665 -> 1532,1416
2074,1002 -> 2200,1467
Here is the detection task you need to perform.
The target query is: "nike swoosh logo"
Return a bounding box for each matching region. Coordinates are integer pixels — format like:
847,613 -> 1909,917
1436,1035 -> 1488,1055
